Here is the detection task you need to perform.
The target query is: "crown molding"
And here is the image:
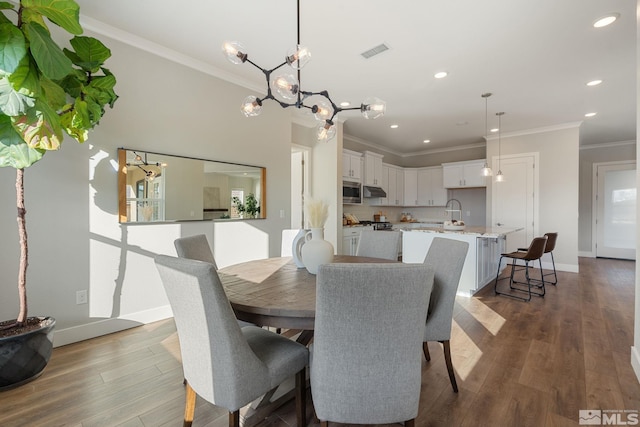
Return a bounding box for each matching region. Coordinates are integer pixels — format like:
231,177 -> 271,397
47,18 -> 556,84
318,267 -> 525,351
579,139 -> 637,150
79,15 -> 265,94
486,121 -> 582,141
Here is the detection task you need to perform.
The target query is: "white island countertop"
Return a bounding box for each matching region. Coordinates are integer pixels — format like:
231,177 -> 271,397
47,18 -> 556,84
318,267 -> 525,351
405,226 -> 523,238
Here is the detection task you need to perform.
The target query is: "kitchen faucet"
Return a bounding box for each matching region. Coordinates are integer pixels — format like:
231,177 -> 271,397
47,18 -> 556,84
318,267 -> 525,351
445,199 -> 462,222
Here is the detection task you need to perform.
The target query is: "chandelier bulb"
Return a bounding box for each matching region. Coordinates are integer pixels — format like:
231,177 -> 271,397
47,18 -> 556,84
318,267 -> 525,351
241,95 -> 263,117
286,45 -> 311,70
271,74 -> 299,100
360,97 -> 386,120
316,120 -> 336,141
222,41 -> 247,65
312,99 -> 334,121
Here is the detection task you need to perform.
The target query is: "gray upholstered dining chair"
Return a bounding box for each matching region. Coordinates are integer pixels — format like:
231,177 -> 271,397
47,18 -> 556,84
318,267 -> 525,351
355,229 -> 401,260
174,234 -> 218,269
174,235 -> 252,328
311,263 -> 434,426
154,255 -> 309,427
422,237 -> 469,393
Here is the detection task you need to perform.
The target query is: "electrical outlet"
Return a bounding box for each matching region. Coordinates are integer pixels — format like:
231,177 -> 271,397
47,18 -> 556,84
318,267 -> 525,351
76,290 -> 88,305
280,209 -> 285,218
466,211 -> 471,217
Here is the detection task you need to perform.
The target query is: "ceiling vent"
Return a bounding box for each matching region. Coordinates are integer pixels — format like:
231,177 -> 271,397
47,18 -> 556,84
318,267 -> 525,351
361,43 -> 389,59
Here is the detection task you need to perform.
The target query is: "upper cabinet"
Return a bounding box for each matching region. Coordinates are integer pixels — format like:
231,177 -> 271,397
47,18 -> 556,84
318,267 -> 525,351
418,167 -> 447,206
442,160 -> 487,188
342,149 -> 362,181
363,151 -> 384,186
404,167 -> 447,206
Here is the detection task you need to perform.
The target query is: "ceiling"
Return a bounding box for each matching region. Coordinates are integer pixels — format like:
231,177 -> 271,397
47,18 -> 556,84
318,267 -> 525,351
75,0 -> 637,155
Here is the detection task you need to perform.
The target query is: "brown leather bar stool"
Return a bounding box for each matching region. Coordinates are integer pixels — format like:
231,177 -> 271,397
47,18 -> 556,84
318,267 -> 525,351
494,236 -> 548,301
517,232 -> 558,286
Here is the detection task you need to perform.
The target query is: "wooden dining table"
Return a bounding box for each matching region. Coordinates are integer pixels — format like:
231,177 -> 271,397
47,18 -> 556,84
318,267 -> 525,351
218,255 -> 397,345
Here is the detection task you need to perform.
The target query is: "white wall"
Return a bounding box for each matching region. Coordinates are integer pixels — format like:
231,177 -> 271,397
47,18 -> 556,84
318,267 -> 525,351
486,125 -> 580,272
632,0 -> 640,383
0,30 -> 294,346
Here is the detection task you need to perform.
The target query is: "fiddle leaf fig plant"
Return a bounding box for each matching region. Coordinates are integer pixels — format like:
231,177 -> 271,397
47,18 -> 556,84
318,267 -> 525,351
0,0 -> 118,331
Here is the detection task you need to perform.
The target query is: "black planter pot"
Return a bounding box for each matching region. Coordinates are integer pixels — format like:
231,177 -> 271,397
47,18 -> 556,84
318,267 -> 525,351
0,317 -> 56,391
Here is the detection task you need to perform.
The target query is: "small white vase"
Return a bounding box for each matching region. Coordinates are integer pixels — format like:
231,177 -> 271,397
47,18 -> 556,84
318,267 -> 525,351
291,229 -> 309,268
301,228 -> 334,274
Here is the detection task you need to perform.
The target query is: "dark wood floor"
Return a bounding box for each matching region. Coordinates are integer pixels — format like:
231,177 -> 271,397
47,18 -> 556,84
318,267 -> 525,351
1,257 -> 638,426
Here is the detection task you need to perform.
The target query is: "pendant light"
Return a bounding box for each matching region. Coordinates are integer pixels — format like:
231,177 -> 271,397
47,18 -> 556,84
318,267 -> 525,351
481,93 -> 493,176
495,112 -> 505,182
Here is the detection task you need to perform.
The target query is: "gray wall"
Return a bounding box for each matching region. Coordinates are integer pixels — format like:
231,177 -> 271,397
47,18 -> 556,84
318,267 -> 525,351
0,29 -> 294,345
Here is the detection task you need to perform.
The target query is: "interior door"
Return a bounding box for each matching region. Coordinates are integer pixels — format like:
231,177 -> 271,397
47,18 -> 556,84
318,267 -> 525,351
595,162 -> 636,260
492,154 -> 537,253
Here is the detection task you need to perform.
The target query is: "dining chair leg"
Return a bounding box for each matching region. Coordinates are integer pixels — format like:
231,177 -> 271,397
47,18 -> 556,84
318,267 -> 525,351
320,421 -> 329,427
405,419 -> 416,427
423,341 -> 431,361
442,340 -> 458,393
295,368 -> 306,427
184,382 -> 196,427
229,410 -> 240,427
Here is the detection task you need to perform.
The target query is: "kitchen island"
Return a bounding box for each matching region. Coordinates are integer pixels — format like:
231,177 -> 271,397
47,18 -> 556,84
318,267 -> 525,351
402,226 -> 523,296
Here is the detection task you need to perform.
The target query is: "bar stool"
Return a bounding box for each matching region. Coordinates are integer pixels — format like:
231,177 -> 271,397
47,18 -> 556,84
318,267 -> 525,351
495,236 -> 548,301
517,232 -> 558,286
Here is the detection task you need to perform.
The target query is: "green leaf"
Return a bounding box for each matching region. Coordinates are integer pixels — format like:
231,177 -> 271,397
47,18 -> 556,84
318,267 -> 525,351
89,74 -> 116,91
65,36 -> 111,72
8,54 -> 40,98
0,24 -> 26,74
39,75 -> 66,109
24,22 -> 73,80
22,0 -> 82,35
0,114 -> 45,168
57,72 -> 82,97
0,2 -> 15,10
0,76 -> 35,115
59,103 -> 87,142
12,99 -> 64,149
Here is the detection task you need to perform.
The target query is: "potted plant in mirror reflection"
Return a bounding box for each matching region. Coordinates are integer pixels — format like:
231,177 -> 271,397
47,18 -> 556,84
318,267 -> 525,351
232,193 -> 260,218
0,0 -> 118,389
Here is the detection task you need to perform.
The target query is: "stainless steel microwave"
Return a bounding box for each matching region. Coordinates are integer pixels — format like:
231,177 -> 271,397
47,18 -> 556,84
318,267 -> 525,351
343,181 -> 362,204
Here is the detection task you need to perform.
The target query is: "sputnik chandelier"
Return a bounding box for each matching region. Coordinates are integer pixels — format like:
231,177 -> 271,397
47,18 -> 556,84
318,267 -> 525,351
222,0 -> 386,141
126,151 -> 165,181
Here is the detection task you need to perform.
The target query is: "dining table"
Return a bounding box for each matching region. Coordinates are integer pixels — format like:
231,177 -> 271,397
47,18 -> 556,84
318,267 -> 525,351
217,254 -> 398,426
218,255 -> 397,345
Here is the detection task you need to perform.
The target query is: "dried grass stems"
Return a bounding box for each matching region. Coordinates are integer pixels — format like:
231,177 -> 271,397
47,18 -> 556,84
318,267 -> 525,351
305,198 -> 329,229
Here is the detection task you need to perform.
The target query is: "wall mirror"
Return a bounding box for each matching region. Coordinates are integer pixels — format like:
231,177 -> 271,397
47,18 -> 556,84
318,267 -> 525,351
118,148 -> 266,223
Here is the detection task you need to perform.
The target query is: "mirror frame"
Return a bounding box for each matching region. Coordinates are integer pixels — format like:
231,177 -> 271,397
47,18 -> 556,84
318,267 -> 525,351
117,148 -> 267,223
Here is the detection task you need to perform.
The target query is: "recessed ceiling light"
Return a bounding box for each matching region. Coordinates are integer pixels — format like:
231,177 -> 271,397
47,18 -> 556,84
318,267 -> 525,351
586,79 -> 603,86
593,13 -> 619,28
423,139 -> 430,144
340,101 -> 351,107
434,71 -> 448,79
390,124 -> 399,129
585,112 -> 597,117
490,128 -> 499,133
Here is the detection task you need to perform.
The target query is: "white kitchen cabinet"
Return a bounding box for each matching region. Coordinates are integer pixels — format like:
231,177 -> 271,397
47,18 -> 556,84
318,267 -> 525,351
442,160 -> 487,188
342,150 -> 362,181
403,167 -> 446,206
417,167 -> 447,206
341,226 -> 373,255
403,169 -> 418,206
387,165 -> 404,206
363,151 -> 384,186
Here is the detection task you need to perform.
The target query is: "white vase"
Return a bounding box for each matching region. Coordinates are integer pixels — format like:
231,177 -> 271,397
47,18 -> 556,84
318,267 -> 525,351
291,229 -> 309,268
301,228 -> 334,275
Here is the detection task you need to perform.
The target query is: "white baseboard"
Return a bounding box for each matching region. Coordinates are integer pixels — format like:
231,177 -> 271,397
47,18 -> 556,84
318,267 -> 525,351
53,305 -> 174,347
578,251 -> 595,258
632,346 -> 640,383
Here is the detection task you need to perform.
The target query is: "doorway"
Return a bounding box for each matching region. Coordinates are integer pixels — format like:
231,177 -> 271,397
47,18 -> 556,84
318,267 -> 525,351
593,161 -> 636,260
291,146 -> 310,229
492,153 -> 539,253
